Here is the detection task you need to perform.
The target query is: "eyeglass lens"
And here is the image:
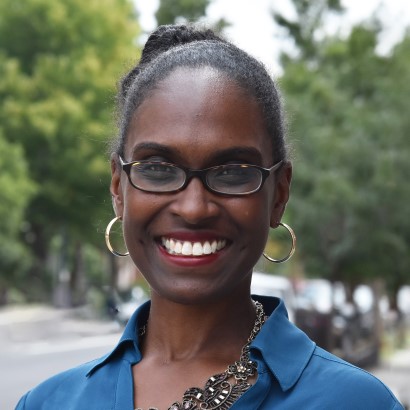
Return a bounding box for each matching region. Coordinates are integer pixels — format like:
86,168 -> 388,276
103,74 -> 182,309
129,162 -> 263,194
206,165 -> 262,194
131,162 -> 185,192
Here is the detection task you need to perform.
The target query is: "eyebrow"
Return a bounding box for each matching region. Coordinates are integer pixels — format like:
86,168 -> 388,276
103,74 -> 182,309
130,142 -> 264,164
211,146 -> 264,164
130,142 -> 174,158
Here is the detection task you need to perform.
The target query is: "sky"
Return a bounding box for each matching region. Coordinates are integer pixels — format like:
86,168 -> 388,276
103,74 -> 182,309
133,0 -> 410,74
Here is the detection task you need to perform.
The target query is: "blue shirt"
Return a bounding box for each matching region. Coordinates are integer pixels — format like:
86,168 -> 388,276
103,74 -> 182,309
16,296 -> 403,409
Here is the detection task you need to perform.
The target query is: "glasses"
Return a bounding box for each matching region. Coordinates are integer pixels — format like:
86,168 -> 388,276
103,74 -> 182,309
119,157 -> 283,196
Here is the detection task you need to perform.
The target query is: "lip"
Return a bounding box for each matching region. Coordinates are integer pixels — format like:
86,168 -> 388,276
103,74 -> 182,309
156,230 -> 230,267
158,245 -> 223,266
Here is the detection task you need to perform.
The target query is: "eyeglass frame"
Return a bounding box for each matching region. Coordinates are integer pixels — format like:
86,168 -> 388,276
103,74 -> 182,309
118,156 -> 283,196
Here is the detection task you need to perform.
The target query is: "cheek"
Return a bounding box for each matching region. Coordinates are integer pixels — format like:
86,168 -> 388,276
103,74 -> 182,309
121,189 -> 162,242
227,199 -> 271,273
229,194 -> 272,240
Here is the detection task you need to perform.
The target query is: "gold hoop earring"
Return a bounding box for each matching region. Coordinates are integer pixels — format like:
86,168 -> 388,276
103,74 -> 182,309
105,216 -> 129,257
263,222 -> 296,263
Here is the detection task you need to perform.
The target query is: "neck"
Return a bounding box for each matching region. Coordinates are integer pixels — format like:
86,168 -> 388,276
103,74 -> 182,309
141,292 -> 256,362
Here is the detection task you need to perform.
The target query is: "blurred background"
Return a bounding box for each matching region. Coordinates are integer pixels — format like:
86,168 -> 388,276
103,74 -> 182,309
1,0 -> 410,408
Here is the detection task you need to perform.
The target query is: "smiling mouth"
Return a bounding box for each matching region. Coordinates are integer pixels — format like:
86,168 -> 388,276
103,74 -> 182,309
160,237 -> 227,256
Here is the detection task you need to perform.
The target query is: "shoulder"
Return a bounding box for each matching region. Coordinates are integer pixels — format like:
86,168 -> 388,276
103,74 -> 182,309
252,298 -> 402,408
302,346 -> 403,409
15,357 -> 109,410
15,305 -> 147,410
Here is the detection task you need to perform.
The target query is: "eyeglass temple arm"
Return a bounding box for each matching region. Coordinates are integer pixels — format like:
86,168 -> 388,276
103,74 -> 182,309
268,160 -> 283,172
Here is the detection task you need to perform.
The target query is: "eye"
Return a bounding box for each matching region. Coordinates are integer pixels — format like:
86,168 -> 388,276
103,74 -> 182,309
130,162 -> 183,187
146,163 -> 174,173
212,165 -> 256,186
137,162 -> 176,176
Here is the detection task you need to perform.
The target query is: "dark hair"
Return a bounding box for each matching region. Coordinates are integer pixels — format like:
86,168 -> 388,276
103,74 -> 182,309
113,24 -> 287,162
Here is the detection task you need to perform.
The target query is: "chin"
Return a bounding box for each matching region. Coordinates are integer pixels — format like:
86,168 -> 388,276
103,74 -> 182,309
151,272 -> 253,307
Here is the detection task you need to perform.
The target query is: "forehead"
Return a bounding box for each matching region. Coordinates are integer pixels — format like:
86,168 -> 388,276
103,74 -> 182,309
125,67 -> 273,165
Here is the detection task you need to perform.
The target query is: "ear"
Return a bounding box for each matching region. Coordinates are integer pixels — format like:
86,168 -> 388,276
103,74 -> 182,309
110,153 -> 124,217
270,161 -> 292,228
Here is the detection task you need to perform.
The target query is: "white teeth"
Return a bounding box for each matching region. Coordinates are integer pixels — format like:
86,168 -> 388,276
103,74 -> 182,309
174,241 -> 182,254
203,241 -> 212,255
161,238 -> 227,256
211,240 -> 217,253
192,242 -> 203,256
181,242 -> 192,255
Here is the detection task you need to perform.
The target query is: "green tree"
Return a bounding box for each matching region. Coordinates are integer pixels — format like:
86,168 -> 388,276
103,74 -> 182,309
276,4 -> 410,297
156,0 -> 209,25
0,133 -> 36,303
0,0 -> 141,304
155,0 -> 228,33
273,0 -> 344,61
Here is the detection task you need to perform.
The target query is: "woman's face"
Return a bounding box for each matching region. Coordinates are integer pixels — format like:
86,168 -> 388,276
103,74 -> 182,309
111,67 -> 291,305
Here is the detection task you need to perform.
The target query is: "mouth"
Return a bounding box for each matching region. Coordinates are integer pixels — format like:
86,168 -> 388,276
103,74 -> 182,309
160,237 -> 227,257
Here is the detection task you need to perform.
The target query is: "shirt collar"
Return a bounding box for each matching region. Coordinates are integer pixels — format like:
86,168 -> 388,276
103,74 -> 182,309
251,295 -> 316,392
87,296 -> 315,389
86,301 -> 150,377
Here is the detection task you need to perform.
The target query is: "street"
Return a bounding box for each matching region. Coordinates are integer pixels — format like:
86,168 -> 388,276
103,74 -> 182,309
1,336 -> 120,409
1,306 -> 409,409
0,305 -> 122,409
371,349 -> 410,408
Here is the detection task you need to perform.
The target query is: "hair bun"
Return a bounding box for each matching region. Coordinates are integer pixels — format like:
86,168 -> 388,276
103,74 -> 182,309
140,24 -> 223,65
119,25 -> 223,102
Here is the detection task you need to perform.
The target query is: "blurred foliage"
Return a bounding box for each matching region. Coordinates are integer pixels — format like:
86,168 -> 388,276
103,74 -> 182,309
0,0 -> 141,303
278,2 -> 410,296
155,0 -> 229,33
0,134 -> 36,300
156,0 -> 210,25
273,0 -> 344,61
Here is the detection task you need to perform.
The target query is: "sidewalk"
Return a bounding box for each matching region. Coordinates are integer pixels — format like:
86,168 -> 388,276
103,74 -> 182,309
0,304 -> 121,347
0,305 -> 123,410
386,347 -> 410,368
372,350 -> 410,408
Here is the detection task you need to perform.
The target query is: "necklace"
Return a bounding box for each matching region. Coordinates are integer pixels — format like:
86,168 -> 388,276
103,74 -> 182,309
136,301 -> 266,410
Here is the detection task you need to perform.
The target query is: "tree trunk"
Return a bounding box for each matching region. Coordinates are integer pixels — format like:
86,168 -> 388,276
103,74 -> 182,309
71,242 -> 86,306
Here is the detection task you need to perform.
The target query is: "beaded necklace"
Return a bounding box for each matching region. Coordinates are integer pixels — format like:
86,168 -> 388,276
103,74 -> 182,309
136,301 -> 266,410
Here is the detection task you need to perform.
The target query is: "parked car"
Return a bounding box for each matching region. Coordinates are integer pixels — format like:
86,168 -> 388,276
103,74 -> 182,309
115,286 -> 149,325
398,285 -> 410,316
251,271 -> 297,322
294,279 -> 380,367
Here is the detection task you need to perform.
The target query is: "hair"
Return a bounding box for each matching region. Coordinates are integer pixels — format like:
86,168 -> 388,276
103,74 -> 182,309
113,24 -> 288,162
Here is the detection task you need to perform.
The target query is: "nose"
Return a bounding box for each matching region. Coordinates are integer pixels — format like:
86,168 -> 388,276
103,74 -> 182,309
169,177 -> 219,224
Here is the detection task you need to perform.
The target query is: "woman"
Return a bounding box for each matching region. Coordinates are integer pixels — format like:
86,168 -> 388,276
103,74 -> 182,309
16,25 -> 402,410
